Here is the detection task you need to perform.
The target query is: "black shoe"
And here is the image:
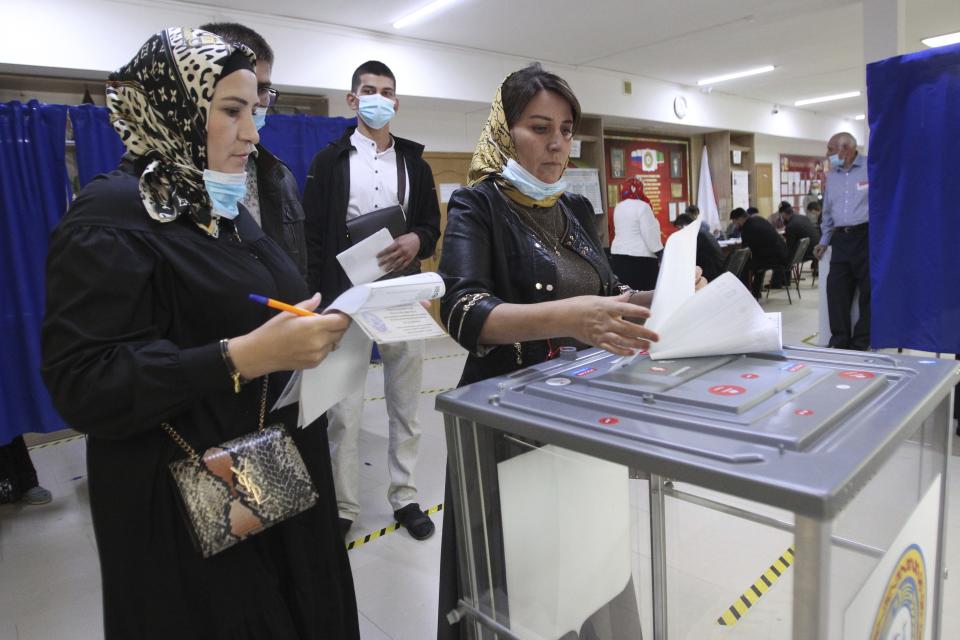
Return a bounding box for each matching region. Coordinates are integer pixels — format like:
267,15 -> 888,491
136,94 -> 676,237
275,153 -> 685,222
393,503 -> 435,541
339,517 -> 353,539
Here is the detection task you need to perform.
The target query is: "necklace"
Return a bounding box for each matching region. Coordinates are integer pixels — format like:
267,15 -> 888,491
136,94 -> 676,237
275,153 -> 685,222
508,201 -> 566,257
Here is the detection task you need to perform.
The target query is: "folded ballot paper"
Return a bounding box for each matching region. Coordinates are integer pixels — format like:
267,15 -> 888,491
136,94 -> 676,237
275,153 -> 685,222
629,221 -> 782,362
273,272 -> 447,427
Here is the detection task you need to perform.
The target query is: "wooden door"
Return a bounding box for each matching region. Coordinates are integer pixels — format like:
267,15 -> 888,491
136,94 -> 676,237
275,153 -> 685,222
422,152 -> 472,322
756,162 -> 773,216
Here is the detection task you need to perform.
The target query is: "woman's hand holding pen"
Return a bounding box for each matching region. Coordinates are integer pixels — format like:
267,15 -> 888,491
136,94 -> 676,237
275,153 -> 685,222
227,293 -> 351,379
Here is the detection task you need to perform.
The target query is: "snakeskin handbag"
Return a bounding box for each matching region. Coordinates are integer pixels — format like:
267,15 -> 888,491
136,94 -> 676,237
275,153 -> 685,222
163,377 -> 319,557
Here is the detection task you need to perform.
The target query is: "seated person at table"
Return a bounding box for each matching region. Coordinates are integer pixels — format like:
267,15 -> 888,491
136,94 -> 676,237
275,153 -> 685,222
674,213 -> 725,282
806,200 -> 822,228
781,202 -> 820,285
728,207 -> 788,298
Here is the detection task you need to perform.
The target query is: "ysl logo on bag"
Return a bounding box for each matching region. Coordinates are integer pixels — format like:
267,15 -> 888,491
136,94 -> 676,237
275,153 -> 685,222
231,459 -> 268,506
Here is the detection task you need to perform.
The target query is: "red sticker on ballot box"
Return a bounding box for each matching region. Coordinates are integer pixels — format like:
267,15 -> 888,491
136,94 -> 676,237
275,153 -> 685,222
839,370 -> 875,380
598,417 -> 619,425
650,366 -> 668,373
795,409 -> 814,416
741,373 -> 759,379
709,385 -> 746,396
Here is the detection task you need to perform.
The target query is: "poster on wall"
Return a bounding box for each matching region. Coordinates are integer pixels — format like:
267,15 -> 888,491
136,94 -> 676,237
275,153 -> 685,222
605,136 -> 691,244
780,154 -> 826,213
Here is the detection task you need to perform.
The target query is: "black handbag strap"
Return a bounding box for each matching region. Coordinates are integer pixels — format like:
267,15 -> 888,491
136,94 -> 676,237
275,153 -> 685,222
395,149 -> 406,210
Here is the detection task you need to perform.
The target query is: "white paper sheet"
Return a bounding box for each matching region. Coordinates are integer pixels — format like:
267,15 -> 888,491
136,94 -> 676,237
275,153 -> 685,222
646,220 -> 699,334
352,303 -> 447,343
327,272 -> 445,315
498,445 -> 632,639
439,183 -> 461,203
299,323 -> 371,426
335,228 -> 394,286
648,273 -> 782,360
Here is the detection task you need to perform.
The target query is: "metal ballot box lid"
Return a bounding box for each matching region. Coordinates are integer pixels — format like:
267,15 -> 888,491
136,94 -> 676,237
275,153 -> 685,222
436,346 -> 959,519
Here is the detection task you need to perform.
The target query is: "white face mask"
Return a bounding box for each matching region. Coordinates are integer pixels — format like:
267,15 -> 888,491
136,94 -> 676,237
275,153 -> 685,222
491,138 -> 567,200
202,169 -> 247,219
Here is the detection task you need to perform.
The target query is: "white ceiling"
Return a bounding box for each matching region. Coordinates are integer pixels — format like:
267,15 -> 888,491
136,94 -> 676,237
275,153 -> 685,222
206,0 -> 960,119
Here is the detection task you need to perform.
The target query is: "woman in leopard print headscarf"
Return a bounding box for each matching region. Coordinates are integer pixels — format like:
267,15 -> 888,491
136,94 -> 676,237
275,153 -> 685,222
42,27 -> 359,639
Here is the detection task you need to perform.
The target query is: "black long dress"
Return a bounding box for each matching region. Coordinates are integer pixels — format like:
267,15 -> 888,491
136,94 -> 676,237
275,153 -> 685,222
41,170 -> 359,640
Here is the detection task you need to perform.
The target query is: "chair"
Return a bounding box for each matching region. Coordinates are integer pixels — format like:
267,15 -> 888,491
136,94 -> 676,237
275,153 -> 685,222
766,237 -> 811,304
723,248 -> 751,278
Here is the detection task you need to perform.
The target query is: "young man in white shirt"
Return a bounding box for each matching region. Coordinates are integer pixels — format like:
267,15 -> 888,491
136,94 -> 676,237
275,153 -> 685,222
303,61 -> 441,540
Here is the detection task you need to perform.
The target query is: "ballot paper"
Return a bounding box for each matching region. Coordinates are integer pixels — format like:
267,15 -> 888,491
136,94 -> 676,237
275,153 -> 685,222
623,221 -> 781,363
336,228 -> 394,285
272,272 -> 447,426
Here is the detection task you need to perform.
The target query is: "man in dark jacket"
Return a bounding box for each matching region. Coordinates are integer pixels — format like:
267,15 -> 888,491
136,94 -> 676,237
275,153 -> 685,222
200,22 -> 308,277
303,61 -> 441,542
729,207 -> 788,298
674,213 -> 725,281
782,204 -> 820,262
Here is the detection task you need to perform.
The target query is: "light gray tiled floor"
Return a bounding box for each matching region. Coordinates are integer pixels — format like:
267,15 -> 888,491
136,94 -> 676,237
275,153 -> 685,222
2,284 -> 958,639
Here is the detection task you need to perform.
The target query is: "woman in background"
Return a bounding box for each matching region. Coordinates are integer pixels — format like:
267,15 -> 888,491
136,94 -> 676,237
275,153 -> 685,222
609,177 -> 663,290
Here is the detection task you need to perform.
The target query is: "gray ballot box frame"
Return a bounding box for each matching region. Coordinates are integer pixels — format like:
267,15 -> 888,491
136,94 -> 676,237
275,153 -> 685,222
436,345 -> 958,640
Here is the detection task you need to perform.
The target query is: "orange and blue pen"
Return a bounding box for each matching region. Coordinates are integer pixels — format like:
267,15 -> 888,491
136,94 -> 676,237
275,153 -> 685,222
248,294 -> 317,317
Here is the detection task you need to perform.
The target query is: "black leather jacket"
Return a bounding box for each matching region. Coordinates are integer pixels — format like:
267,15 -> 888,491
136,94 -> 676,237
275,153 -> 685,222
439,180 -> 627,386
255,145 -> 308,278
302,127 -> 441,304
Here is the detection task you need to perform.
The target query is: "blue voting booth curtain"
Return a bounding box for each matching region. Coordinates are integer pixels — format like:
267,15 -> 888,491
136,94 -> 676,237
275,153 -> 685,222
0,101 -> 72,444
259,114 -> 356,193
867,43 -> 960,353
69,104 -> 125,187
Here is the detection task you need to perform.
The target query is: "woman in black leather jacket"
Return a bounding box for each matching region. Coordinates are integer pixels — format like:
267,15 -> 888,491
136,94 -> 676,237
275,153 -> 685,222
436,64 -> 672,640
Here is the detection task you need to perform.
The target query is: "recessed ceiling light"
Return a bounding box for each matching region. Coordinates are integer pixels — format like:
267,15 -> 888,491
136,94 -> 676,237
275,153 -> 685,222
393,0 -> 461,29
854,114 -> 865,121
696,65 -> 775,86
794,91 -> 861,107
921,31 -> 960,48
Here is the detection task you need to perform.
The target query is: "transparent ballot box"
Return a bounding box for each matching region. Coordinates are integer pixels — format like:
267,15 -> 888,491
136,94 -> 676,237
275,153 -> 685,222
436,347 -> 957,640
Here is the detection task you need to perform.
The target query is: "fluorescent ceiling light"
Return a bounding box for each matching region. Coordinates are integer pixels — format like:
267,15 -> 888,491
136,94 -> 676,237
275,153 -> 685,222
922,31 -> 960,48
697,65 -> 775,86
794,91 -> 861,107
393,0 -> 460,29
854,114 -> 865,121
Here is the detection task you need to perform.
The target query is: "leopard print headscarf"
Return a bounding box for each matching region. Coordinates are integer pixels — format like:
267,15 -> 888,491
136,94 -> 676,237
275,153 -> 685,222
106,27 -> 256,237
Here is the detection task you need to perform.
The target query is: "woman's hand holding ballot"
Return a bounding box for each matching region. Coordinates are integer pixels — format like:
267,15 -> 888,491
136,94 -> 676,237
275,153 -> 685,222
229,293 -> 351,379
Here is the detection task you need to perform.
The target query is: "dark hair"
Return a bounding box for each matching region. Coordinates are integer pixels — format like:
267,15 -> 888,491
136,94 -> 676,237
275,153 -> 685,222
685,204 -> 700,216
730,207 -> 749,220
199,22 -> 274,64
674,213 -> 695,227
746,206 -> 760,216
501,63 -> 581,132
351,61 -> 396,94
806,200 -> 822,212
777,201 -> 794,214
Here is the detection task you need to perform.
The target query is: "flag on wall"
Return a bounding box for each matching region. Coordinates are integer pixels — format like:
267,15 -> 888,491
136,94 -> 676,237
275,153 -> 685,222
630,148 -> 664,172
697,146 -> 721,233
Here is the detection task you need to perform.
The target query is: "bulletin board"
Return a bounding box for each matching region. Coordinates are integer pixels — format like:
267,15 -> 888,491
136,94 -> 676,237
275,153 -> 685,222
604,135 -> 691,244
779,154 -> 826,211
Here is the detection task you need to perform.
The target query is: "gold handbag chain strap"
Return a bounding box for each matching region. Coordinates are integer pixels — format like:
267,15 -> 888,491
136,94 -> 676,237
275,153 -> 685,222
162,377 -> 269,462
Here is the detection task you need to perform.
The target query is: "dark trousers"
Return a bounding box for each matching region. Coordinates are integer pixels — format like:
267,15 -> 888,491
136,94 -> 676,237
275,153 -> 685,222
747,261 -> 786,298
827,230 -> 871,350
609,254 -> 660,291
0,435 -> 39,503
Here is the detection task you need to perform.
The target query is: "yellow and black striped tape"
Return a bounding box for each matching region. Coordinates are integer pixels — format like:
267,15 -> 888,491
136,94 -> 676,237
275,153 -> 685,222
801,333 -> 819,346
26,434 -> 86,451
346,503 -> 443,551
717,546 -> 795,627
369,352 -> 466,368
365,386 -> 455,403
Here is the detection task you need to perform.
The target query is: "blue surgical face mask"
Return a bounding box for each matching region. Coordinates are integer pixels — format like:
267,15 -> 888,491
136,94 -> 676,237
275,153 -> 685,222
828,153 -> 842,167
501,158 -> 568,201
202,169 -> 247,220
357,93 -> 396,130
253,106 -> 268,131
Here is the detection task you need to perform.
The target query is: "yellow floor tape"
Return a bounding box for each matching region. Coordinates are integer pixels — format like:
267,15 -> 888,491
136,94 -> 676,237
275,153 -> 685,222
365,386 -> 455,403
346,503 -> 443,551
717,546 -> 795,626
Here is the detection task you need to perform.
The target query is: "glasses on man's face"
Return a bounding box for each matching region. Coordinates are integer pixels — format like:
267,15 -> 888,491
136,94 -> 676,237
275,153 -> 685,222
258,87 -> 280,107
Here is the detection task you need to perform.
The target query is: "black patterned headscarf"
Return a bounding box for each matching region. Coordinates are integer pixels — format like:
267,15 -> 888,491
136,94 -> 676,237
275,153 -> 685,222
106,27 -> 256,237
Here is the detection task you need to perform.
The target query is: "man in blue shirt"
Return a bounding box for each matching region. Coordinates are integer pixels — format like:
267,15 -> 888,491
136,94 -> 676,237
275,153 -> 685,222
813,133 -> 870,350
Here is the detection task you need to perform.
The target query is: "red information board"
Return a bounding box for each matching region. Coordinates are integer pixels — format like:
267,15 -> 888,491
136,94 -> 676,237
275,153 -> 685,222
605,136 -> 691,244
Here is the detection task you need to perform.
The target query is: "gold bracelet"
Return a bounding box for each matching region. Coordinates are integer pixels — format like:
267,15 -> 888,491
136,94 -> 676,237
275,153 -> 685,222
219,338 -> 244,394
